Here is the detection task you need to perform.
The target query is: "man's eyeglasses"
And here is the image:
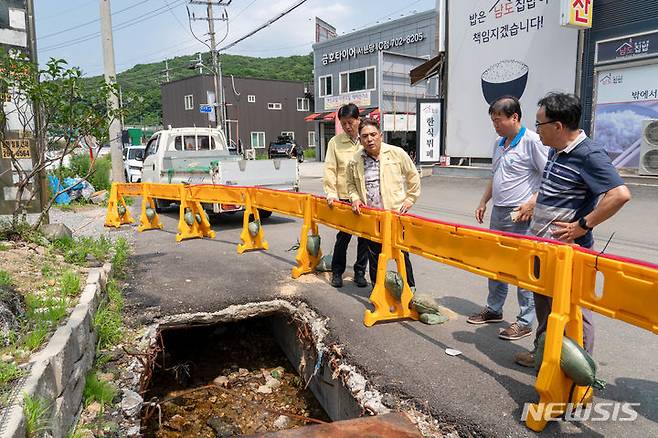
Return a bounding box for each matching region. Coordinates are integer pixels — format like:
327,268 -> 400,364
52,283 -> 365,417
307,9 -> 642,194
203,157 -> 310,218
535,120 -> 556,129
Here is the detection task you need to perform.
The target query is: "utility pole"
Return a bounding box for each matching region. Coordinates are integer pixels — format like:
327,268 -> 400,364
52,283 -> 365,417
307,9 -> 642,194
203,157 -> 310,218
99,0 -> 125,182
162,59 -> 171,83
189,0 -> 229,131
25,0 -> 49,223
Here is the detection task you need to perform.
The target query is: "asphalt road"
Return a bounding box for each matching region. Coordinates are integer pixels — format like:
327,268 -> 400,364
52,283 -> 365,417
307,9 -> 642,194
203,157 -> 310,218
122,169 -> 658,437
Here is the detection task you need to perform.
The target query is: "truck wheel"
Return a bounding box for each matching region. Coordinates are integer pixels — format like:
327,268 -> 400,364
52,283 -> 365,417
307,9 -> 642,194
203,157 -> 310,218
256,209 -> 272,220
154,198 -> 170,213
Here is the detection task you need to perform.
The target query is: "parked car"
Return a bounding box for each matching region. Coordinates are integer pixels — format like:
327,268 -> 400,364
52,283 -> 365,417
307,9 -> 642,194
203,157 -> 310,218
123,145 -> 145,182
267,136 -> 304,162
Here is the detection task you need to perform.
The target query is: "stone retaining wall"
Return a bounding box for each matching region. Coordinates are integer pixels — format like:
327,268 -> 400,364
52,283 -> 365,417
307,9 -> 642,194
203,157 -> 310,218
0,263 -> 111,438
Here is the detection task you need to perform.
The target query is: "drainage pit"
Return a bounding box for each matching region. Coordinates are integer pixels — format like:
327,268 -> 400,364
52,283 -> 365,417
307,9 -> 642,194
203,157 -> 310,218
139,307 -> 360,437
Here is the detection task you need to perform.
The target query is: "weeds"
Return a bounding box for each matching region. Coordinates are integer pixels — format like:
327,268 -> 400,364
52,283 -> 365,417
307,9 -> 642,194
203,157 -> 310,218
93,306 -> 122,350
106,280 -> 124,313
111,237 -> 129,277
23,393 -> 50,438
0,361 -> 23,386
52,236 -> 112,265
23,323 -> 49,352
83,371 -> 116,407
0,270 -> 11,286
59,270 -> 81,297
0,242 -> 9,251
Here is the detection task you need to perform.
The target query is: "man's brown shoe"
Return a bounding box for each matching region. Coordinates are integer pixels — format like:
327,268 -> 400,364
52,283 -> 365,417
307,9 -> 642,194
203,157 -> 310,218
499,322 -> 533,340
514,350 -> 535,368
467,307 -> 503,324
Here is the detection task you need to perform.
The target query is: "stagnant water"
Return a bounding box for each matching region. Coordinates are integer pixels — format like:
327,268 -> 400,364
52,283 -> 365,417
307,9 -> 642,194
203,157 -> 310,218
142,317 -> 330,437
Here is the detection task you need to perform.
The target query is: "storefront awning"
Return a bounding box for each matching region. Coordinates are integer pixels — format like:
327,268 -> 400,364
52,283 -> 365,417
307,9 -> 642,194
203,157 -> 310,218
304,112 -> 322,121
410,53 -> 445,86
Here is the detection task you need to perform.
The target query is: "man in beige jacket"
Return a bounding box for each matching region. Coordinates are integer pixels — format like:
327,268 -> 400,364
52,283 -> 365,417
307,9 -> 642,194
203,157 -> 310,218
323,103 -> 369,288
346,118 -> 420,287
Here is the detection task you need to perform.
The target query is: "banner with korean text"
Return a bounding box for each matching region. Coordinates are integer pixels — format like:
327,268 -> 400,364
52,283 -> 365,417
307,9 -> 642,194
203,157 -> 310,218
446,0 -> 578,158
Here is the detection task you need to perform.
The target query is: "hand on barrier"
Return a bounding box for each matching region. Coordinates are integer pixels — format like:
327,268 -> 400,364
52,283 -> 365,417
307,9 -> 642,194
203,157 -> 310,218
352,199 -> 363,215
326,196 -> 337,208
475,202 -> 487,224
399,200 -> 413,215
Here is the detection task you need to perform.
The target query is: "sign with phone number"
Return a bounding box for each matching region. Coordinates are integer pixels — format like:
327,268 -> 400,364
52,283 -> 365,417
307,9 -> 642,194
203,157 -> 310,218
1,139 -> 31,159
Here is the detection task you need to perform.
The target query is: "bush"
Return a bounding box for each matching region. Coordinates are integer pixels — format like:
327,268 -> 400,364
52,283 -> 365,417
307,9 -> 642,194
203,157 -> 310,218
53,153 -> 112,192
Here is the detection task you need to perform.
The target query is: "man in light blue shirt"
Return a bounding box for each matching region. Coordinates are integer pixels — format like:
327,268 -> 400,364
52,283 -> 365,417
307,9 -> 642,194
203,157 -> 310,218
468,96 -> 549,341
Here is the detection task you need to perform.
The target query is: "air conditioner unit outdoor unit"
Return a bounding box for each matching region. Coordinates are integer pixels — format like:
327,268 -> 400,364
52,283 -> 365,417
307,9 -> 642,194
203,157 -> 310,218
639,119 -> 658,176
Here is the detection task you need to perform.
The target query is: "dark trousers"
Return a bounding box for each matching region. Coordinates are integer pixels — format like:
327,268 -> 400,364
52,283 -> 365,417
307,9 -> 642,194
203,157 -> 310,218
331,231 -> 369,277
366,240 -> 415,287
533,293 -> 595,355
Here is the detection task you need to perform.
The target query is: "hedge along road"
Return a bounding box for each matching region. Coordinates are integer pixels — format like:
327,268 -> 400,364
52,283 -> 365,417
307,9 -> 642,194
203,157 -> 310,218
120,172 -> 658,437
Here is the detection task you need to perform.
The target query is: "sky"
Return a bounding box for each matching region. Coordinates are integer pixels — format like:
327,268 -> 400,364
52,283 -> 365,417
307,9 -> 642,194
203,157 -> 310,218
34,0 -> 436,77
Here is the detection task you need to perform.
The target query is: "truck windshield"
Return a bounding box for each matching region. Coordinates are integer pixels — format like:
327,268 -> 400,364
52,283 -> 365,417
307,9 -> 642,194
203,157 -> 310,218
127,148 -> 144,160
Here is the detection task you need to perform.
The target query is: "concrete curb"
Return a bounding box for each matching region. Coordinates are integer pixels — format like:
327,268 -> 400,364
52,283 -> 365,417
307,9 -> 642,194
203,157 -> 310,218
0,263 -> 112,438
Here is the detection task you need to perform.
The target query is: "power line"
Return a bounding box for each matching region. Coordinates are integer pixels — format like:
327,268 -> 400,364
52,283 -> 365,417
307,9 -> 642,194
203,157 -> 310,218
39,0 -> 96,21
219,0 -> 309,52
40,0 -> 187,53
39,0 -> 152,40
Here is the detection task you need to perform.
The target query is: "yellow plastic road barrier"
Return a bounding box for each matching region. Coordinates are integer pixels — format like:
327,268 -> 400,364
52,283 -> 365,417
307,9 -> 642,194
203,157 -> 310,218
252,188 -> 306,218
313,197 -> 383,242
104,184 -> 135,228
237,188 -> 269,254
137,193 -> 163,232
176,186 -> 215,242
291,195 -> 322,278
523,245 -> 592,431
104,182 -> 658,433
572,250 -> 658,335
363,211 -> 419,327
395,215 -> 556,296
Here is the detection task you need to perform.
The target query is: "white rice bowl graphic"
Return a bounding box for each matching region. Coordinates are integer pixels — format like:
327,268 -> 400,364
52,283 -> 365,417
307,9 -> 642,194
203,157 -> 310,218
481,60 -> 529,104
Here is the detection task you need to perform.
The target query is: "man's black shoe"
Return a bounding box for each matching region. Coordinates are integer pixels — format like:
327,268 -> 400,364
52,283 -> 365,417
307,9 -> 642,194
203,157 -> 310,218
331,274 -> 343,288
353,272 -> 368,288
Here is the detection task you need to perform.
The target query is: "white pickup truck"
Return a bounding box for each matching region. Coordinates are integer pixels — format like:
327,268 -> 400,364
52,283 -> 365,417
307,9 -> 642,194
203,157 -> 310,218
140,127 -> 299,215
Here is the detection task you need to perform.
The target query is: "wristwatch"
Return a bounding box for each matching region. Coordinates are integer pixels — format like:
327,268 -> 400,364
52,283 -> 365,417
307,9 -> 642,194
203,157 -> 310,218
578,217 -> 592,231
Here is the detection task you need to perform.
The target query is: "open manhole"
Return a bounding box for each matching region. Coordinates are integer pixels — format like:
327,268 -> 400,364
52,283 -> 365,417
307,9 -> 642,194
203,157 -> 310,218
134,301 -> 398,437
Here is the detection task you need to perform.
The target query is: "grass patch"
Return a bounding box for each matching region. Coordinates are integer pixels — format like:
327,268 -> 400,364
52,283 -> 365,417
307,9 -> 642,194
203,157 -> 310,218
83,371 -> 116,407
23,323 -> 49,352
52,236 -> 113,265
59,270 -> 81,297
93,306 -> 122,350
0,270 -> 11,286
111,237 -> 129,277
0,361 -> 23,386
0,242 -> 9,251
106,280 -> 124,313
23,393 -> 50,438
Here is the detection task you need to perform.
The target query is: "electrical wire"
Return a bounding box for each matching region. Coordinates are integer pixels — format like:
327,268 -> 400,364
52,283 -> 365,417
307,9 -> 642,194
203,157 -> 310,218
40,0 -> 188,53
218,0 -> 309,52
38,0 -> 152,40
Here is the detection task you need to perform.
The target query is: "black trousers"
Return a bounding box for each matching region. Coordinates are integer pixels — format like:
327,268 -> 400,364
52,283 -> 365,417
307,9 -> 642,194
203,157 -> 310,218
366,240 -> 415,287
331,231 -> 369,276
533,293 -> 595,355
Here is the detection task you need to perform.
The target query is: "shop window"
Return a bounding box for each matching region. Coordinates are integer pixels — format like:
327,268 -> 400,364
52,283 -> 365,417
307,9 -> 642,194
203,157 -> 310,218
308,131 -> 316,148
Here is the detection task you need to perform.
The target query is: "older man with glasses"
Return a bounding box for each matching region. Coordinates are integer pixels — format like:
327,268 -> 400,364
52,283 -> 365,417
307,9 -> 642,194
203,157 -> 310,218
514,92 -> 632,367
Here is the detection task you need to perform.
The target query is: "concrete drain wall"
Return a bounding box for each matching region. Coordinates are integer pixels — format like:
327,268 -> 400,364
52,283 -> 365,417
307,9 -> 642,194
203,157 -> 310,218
131,300 -> 391,436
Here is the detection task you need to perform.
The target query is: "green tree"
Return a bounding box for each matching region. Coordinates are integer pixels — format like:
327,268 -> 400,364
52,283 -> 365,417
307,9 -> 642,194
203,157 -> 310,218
0,51 -> 122,229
